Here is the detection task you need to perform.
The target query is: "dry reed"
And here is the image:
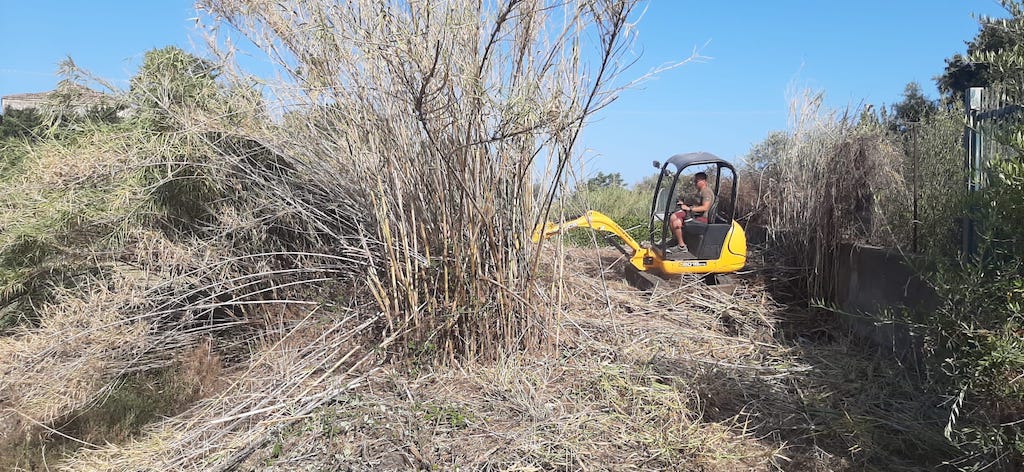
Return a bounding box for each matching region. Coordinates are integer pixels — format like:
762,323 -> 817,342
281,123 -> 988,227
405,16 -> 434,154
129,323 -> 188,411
3,0 -> 654,467
181,0 -> 653,362
764,89 -> 910,301
53,248 -> 955,470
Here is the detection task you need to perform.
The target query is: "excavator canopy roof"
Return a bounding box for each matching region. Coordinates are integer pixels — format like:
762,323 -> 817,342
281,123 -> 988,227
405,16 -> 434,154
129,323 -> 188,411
663,152 -> 735,172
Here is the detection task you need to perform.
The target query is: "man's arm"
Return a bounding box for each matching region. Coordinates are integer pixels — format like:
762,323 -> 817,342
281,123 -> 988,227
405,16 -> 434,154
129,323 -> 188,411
682,192 -> 712,213
688,199 -> 711,214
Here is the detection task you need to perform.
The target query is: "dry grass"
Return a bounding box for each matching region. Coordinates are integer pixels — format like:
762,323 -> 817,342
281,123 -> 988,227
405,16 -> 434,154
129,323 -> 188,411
0,232 -> 954,471
62,304 -> 381,471
0,275 -> 153,436
44,247 -> 955,471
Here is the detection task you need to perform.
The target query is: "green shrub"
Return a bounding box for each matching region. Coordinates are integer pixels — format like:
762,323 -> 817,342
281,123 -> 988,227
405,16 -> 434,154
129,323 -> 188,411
0,107 -> 43,140
913,152 -> 1024,469
559,183 -> 652,247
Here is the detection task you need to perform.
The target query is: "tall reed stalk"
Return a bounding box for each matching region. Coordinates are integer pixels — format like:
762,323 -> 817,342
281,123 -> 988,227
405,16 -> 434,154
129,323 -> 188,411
193,0 -> 644,361
765,90 -> 908,300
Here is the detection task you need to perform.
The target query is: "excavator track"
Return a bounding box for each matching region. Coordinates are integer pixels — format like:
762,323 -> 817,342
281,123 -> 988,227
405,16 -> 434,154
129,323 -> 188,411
625,265 -> 738,294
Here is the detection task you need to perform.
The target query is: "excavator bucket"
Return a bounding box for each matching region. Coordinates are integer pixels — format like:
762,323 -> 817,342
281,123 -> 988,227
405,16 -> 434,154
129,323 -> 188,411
624,264 -> 664,291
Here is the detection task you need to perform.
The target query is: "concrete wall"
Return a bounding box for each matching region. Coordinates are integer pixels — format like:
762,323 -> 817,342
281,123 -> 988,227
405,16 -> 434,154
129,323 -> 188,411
833,243 -> 936,361
742,220 -> 936,360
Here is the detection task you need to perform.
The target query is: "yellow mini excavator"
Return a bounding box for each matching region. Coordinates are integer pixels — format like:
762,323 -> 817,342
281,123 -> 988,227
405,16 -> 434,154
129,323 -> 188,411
533,152 -> 747,288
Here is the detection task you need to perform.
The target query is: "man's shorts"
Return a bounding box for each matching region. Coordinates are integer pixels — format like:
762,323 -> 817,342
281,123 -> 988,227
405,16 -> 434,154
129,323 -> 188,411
673,211 -> 708,224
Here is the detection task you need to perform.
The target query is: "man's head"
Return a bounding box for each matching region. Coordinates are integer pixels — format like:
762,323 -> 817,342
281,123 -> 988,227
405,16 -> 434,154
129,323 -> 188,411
694,172 -> 708,189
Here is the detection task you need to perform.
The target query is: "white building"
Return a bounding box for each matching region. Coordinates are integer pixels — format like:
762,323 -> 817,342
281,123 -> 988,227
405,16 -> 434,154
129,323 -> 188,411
1,85 -> 117,114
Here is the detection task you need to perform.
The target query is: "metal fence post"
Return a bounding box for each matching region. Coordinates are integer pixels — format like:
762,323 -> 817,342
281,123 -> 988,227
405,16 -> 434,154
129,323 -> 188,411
963,87 -> 984,259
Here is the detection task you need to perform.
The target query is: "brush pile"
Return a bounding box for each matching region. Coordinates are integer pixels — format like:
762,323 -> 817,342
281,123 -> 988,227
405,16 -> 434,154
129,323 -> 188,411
49,248 -> 950,471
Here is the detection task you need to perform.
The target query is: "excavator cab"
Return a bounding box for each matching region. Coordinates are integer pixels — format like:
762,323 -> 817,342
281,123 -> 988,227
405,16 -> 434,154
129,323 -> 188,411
533,152 -> 746,284
645,152 -> 746,274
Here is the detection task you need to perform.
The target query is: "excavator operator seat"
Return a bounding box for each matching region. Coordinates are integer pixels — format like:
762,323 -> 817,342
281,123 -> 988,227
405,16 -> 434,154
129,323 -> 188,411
707,199 -> 723,224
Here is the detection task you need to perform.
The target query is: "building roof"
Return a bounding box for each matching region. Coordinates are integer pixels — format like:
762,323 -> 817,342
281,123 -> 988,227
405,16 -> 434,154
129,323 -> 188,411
2,91 -> 50,101
2,85 -> 114,111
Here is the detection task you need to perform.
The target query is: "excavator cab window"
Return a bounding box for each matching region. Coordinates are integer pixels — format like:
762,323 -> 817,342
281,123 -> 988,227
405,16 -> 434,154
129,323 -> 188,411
711,169 -> 737,224
653,184 -> 673,222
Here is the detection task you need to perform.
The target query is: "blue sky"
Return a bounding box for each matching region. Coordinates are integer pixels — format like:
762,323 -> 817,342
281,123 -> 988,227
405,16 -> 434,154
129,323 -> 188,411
0,0 -> 1010,184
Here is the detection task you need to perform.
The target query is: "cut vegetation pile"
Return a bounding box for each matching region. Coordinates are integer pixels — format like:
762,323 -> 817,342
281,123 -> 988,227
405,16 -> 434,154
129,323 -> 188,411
0,228 -> 960,470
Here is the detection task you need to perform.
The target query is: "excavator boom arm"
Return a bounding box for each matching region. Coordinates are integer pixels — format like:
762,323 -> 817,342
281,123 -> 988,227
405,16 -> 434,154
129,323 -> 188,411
532,210 -> 643,254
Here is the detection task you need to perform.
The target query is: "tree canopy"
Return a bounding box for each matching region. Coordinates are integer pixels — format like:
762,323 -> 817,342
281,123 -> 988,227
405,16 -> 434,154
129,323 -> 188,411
585,171 -> 625,189
938,0 -> 1024,101
0,107 -> 42,140
890,82 -> 938,131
